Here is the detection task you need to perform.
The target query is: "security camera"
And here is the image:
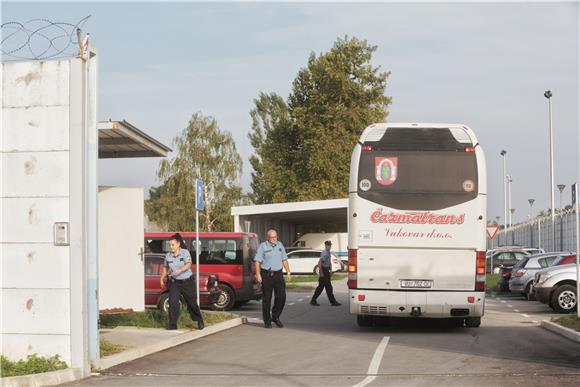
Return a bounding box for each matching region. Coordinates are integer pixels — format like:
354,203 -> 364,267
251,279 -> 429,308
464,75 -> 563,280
500,150 -> 507,156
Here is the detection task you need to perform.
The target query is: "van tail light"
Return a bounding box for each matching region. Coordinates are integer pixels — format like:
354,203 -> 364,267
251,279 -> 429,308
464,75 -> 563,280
515,269 -> 527,278
361,145 -> 373,151
475,251 -> 486,291
347,249 -> 357,289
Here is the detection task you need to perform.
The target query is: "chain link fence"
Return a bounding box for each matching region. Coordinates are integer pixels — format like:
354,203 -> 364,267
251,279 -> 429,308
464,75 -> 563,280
488,208 -> 578,252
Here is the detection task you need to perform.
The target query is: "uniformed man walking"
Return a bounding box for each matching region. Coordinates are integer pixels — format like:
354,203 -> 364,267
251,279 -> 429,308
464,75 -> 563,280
255,229 -> 291,328
160,233 -> 204,330
310,241 -> 341,306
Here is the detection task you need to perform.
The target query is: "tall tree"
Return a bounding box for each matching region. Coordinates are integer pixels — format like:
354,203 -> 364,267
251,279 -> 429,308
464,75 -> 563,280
249,36 -> 391,203
145,112 -> 243,232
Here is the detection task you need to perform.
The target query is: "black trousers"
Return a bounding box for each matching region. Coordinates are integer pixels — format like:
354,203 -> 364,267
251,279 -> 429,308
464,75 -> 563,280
312,267 -> 338,304
168,276 -> 203,328
261,269 -> 286,324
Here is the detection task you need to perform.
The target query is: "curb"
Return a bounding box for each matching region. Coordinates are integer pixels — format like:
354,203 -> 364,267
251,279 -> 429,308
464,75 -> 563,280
541,320 -> 580,344
0,367 -> 83,387
92,316 -> 246,370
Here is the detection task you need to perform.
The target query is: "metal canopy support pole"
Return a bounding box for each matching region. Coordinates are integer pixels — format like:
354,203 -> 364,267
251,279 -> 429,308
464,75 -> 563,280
196,209 -> 200,307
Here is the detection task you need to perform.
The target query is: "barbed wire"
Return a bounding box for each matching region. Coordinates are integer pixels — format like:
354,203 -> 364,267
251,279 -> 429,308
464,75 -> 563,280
495,207 -> 576,233
1,16 -> 90,61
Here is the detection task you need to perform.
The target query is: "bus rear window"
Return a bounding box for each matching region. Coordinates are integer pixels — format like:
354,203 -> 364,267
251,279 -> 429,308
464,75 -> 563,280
357,150 -> 478,210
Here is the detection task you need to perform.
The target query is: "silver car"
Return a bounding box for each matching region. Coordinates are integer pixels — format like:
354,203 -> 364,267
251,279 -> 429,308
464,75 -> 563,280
533,263 -> 578,313
508,252 -> 571,300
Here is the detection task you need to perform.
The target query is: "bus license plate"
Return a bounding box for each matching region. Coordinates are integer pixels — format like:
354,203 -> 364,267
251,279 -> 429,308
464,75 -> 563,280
401,280 -> 433,288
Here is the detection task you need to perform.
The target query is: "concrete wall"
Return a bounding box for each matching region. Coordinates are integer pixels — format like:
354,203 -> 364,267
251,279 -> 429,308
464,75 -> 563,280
98,186 -> 145,311
1,55 -> 97,375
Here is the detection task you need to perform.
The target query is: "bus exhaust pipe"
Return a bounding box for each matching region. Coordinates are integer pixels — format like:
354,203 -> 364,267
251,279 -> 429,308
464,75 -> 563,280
410,307 -> 422,317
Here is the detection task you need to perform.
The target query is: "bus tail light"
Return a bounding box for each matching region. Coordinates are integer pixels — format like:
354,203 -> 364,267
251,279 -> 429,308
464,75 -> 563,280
347,249 -> 357,289
475,251 -> 486,291
464,147 -> 476,152
361,145 -> 373,151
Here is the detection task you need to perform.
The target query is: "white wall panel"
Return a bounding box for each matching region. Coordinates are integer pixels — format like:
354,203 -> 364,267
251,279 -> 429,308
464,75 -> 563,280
2,60 -> 69,108
1,289 -> 70,334
2,244 -> 70,289
1,151 -> 69,197
1,105 -> 69,152
1,197 -> 69,243
98,187 -> 145,311
2,334 -> 71,365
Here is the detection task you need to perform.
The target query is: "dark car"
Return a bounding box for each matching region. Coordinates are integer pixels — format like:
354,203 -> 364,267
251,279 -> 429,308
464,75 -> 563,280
144,253 -> 220,311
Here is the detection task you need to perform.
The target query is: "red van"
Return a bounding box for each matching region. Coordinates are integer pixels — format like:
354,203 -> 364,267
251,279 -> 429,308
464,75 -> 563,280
144,253 -> 220,310
144,232 -> 262,310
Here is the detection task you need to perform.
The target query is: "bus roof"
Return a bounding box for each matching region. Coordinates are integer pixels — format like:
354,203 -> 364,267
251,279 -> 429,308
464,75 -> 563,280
359,123 -> 478,146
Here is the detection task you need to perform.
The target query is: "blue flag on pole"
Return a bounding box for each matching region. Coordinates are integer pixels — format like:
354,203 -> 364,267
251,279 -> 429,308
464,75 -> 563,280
195,179 -> 205,211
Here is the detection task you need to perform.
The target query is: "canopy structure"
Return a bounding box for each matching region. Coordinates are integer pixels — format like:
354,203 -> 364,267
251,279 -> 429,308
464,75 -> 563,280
98,120 -> 171,159
231,198 -> 348,245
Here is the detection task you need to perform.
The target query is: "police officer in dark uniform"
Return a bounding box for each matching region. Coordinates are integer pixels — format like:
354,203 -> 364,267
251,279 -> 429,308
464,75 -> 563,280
160,233 -> 204,330
254,229 -> 291,328
310,240 -> 341,306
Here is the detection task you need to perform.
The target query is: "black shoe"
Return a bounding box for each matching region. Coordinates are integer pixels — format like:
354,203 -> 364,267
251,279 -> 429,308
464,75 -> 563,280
273,319 -> 284,328
310,300 -> 320,306
331,302 -> 342,306
198,320 -> 205,330
264,323 -> 272,329
166,326 -> 178,330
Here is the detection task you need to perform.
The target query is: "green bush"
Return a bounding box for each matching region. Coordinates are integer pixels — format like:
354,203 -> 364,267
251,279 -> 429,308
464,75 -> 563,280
0,354 -> 67,377
99,310 -> 232,330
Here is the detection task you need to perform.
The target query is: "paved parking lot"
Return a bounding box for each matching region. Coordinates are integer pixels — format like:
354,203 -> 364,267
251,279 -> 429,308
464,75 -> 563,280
71,281 -> 580,386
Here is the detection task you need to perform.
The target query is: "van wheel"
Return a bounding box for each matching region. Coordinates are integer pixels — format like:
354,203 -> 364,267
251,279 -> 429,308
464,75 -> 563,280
525,283 -> 536,301
357,315 -> 373,327
551,285 -> 577,314
158,293 -> 183,312
465,317 -> 481,328
213,284 -> 236,311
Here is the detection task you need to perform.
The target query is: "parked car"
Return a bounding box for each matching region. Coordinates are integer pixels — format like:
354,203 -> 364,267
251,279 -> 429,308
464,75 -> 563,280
533,263 -> 578,313
284,249 -> 341,275
144,253 -> 221,311
487,247 -> 532,274
508,252 -> 573,300
527,253 -> 577,300
145,232 -> 262,310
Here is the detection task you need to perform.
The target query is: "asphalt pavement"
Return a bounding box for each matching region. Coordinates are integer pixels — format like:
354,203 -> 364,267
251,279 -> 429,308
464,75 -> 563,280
69,280 -> 580,386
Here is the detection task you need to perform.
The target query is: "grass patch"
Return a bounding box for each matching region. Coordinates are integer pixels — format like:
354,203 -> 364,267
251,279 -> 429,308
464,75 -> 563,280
552,315 -> 580,332
286,282 -> 316,290
0,354 -> 67,377
486,274 -> 500,291
99,339 -> 127,357
99,310 -> 233,330
291,273 -> 347,283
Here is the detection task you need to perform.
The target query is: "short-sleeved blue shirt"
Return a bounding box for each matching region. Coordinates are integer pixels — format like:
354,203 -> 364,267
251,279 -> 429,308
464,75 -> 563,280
319,250 -> 332,269
254,241 -> 288,271
164,248 -> 193,280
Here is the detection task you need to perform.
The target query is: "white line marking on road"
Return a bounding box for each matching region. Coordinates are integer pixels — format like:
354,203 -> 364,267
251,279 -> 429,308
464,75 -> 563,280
507,304 -> 513,308
532,320 -> 539,323
288,302 -> 295,306
297,299 -> 304,302
514,309 -> 520,313
500,300 -> 506,303
521,314 -> 530,318
353,336 -> 390,387
246,317 -> 264,324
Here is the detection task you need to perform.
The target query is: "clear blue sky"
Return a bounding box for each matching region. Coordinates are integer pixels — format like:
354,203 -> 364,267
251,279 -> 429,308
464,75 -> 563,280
3,1 -> 579,224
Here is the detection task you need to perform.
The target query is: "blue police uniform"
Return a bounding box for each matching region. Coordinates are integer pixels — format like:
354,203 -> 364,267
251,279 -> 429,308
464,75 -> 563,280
255,240 -> 288,328
164,248 -> 203,329
310,247 -> 340,306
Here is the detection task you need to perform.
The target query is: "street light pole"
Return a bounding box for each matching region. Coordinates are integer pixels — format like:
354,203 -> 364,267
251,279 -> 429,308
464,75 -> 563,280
544,90 -> 555,250
501,150 -> 508,246
510,208 -> 516,245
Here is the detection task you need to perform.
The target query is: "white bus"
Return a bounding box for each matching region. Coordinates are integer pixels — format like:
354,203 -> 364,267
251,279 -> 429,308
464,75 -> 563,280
348,123 -> 487,328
